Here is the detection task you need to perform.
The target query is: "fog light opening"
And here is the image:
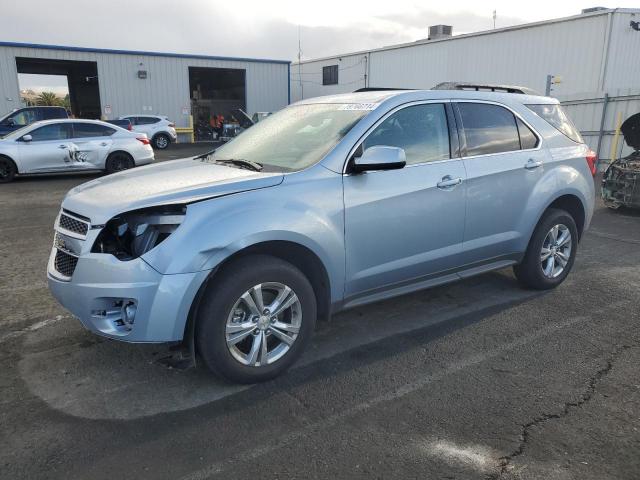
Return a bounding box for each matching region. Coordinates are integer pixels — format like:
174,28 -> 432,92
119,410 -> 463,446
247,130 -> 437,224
123,301 -> 137,325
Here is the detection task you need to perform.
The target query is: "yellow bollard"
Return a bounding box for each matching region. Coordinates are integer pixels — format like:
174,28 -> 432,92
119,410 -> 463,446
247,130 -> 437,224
609,111 -> 623,164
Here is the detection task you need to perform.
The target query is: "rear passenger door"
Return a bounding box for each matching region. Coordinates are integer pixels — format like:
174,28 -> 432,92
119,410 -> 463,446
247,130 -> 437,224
454,101 -> 544,265
69,122 -> 115,169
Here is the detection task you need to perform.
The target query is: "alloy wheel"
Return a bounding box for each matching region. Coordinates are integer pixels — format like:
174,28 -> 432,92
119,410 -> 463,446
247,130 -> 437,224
225,282 -> 302,367
540,224 -> 572,278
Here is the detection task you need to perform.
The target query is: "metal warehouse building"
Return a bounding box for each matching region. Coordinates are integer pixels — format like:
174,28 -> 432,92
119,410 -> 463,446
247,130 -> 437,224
0,42 -> 290,140
292,8 -> 640,166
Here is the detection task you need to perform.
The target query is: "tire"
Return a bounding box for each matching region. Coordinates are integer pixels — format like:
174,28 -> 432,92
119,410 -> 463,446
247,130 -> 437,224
153,133 -> 170,150
196,254 -> 317,383
0,156 -> 17,183
104,152 -> 134,174
513,208 -> 578,290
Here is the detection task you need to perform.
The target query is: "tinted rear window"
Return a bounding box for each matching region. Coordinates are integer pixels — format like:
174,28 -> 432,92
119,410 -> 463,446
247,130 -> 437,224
516,117 -> 539,150
137,116 -> 160,125
41,108 -> 67,120
72,123 -> 116,138
458,103 -> 520,156
526,104 -> 583,143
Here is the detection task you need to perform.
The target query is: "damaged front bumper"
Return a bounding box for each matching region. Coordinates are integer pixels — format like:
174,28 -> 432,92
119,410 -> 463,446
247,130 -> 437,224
602,152 -> 640,209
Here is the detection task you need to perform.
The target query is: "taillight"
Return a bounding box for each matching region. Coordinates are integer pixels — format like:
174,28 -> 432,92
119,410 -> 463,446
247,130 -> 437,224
127,124 -> 132,131
137,137 -> 150,145
585,149 -> 597,176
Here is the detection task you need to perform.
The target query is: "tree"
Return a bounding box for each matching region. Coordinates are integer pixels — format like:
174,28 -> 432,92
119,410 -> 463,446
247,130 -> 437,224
36,91 -> 62,106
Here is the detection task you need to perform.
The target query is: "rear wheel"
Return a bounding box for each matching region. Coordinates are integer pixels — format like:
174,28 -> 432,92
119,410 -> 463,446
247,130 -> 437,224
153,133 -> 170,150
196,255 -> 316,383
514,208 -> 578,290
0,156 -> 17,183
105,152 -> 134,174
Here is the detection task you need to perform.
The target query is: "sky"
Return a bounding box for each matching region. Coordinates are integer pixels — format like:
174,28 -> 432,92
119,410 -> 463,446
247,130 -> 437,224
1,1 -> 637,62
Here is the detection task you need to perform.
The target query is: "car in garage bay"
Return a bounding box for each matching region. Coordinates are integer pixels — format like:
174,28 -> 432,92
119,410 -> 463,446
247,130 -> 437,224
0,119 -> 154,182
118,115 -> 177,149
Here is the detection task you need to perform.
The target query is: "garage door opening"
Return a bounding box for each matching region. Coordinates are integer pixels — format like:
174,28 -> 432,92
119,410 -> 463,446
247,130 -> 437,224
16,57 -> 101,119
189,66 -> 246,141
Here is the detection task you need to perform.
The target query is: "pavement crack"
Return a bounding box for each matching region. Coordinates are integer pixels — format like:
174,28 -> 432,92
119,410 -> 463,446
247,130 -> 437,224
491,343 -> 633,478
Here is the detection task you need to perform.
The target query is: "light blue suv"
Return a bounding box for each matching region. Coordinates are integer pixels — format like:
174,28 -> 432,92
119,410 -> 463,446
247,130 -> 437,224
48,89 -> 596,383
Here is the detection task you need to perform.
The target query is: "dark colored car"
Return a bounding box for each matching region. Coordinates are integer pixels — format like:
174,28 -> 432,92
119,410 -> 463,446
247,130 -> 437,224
106,119 -> 133,131
0,106 -> 68,136
602,112 -> 640,209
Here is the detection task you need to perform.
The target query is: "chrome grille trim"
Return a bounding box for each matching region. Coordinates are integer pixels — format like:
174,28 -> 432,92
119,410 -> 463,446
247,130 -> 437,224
54,249 -> 79,278
58,212 -> 89,237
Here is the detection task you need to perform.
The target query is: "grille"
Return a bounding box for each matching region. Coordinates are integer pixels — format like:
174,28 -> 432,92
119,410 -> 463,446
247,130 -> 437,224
59,213 -> 89,236
54,249 -> 79,278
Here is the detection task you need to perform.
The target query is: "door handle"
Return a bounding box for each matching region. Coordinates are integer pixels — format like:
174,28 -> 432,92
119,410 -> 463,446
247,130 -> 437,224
100,142 -> 108,146
524,159 -> 543,170
58,145 -> 67,149
437,175 -> 463,189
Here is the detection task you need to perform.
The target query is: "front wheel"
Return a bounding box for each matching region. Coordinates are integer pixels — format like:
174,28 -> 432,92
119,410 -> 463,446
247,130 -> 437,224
0,156 -> 17,183
513,208 -> 578,290
196,255 -> 317,383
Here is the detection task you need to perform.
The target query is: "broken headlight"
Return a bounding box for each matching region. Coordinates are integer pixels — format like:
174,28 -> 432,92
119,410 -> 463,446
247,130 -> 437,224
92,205 -> 186,260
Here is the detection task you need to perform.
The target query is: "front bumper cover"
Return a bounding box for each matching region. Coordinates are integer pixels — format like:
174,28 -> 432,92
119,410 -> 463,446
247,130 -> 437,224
48,250 -> 210,343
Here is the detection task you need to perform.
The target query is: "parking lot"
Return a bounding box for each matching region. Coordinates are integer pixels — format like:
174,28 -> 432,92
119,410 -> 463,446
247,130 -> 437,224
1,151 -> 639,479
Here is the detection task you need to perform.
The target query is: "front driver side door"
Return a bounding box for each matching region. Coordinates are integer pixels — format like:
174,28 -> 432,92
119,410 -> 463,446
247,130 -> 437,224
343,102 -> 467,304
17,123 -> 74,173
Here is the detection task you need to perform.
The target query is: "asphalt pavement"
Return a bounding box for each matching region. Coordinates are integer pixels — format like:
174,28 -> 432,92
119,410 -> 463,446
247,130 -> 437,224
1,155 -> 639,480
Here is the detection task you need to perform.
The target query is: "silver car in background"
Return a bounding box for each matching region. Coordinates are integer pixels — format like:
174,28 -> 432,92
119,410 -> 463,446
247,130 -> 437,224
47,89 -> 595,383
0,119 -> 154,182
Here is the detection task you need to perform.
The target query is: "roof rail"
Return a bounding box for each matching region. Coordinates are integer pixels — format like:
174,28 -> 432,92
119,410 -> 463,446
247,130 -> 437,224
353,87 -> 413,92
432,82 -> 540,95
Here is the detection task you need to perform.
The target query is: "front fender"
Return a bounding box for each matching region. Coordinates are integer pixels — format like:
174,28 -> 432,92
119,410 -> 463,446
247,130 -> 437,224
142,166 -> 346,303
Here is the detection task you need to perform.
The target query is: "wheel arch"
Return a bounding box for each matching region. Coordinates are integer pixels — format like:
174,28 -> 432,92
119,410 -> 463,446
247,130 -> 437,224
182,239 -> 333,349
0,154 -> 19,174
545,194 -> 586,239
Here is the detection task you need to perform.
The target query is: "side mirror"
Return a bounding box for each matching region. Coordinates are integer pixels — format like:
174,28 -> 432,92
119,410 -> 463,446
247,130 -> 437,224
21,134 -> 32,142
351,145 -> 406,173
6,118 -> 15,126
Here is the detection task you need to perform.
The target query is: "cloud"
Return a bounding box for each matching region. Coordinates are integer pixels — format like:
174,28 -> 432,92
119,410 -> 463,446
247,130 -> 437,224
0,1 -> 530,61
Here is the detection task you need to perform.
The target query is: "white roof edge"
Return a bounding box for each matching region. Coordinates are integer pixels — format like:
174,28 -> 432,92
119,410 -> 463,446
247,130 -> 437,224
292,8 -> 640,65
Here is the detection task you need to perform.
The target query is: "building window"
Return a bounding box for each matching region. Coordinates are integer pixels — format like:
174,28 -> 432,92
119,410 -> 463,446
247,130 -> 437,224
322,65 -> 339,85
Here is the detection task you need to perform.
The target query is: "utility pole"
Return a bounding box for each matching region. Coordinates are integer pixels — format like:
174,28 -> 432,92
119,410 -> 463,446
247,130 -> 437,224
545,74 -> 562,96
298,25 -> 303,100
493,10 -> 496,29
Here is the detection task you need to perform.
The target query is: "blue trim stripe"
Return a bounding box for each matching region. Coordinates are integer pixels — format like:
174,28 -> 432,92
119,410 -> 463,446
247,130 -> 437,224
0,41 -> 291,65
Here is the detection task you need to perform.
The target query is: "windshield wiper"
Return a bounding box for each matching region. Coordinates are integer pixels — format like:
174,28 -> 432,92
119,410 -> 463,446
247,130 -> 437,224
214,158 -> 263,172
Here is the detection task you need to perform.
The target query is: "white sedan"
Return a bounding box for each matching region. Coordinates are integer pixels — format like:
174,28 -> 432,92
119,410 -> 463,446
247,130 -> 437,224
0,119 -> 154,182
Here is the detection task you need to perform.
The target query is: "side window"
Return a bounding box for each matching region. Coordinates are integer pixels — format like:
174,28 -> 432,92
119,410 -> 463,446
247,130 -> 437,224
27,123 -> 73,141
41,108 -> 66,120
122,116 -> 136,125
363,103 -> 450,165
72,122 -> 116,138
137,116 -> 160,125
516,117 -> 539,150
10,109 -> 37,126
322,65 -> 339,86
458,103 -> 521,156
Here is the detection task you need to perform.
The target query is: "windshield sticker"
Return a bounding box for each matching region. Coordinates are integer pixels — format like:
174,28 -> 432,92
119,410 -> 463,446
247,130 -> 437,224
339,103 -> 378,111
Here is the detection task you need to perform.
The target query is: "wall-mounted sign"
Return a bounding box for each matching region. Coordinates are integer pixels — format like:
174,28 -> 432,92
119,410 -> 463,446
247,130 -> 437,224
182,106 -> 190,115
104,105 -> 112,115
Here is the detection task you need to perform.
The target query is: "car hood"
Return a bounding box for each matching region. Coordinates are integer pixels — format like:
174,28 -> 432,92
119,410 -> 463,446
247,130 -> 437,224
62,157 -> 284,224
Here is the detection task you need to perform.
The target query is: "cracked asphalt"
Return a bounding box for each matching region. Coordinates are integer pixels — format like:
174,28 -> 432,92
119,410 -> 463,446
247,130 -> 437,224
1,154 -> 639,480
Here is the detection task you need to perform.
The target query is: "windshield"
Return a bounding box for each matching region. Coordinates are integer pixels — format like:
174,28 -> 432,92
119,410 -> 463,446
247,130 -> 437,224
204,104 -> 369,171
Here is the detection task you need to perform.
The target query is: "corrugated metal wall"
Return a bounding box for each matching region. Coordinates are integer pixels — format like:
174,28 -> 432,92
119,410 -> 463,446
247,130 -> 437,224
290,9 -> 640,167
0,45 -> 289,135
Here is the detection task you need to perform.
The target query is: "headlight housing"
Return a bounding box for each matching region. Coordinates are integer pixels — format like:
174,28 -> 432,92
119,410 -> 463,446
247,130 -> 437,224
92,205 -> 186,260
